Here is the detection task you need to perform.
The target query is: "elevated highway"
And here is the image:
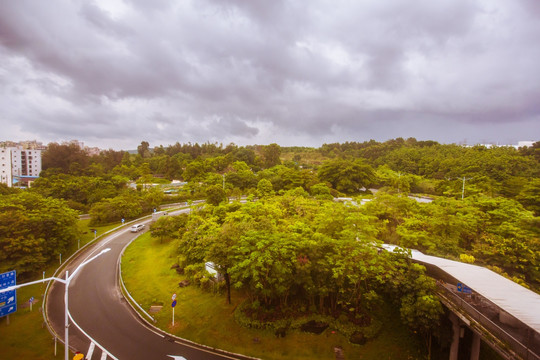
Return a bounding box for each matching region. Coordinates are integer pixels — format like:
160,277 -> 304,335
385,245 -> 540,360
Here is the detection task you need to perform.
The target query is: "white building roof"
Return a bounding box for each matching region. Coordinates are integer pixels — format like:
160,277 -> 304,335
383,245 -> 540,333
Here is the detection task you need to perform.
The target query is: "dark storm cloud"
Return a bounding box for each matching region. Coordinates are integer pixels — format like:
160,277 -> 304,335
0,0 -> 539,149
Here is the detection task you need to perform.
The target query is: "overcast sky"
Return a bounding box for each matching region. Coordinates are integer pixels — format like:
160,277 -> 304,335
1,0 -> 539,150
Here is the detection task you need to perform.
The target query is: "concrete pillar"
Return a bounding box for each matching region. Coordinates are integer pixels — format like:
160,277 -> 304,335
470,332 -> 480,360
449,313 -> 460,360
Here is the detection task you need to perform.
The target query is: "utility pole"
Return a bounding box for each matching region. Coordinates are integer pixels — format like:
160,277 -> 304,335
461,177 -> 473,200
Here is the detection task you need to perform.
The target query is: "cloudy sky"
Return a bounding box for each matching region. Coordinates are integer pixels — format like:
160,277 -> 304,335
1,0 -> 539,150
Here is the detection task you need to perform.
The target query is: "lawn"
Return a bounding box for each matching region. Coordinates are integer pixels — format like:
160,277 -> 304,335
122,232 -> 427,360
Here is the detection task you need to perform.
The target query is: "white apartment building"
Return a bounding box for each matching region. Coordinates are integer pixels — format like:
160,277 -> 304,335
0,147 -> 12,187
0,146 -> 42,187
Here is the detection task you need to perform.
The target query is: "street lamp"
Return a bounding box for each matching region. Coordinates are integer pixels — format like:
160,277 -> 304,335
1,248 -> 111,360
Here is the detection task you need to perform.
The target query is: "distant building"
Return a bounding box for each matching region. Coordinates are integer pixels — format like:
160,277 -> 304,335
85,147 -> 102,156
11,148 -> 42,177
0,143 -> 43,187
517,141 -> 535,148
0,140 -> 46,150
63,139 -> 85,148
0,147 -> 13,187
465,141 -> 537,150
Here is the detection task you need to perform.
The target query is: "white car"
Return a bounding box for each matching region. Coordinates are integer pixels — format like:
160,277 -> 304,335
130,224 -> 145,233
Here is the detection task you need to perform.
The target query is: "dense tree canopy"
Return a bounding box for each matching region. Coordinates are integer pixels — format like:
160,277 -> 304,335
173,193 -> 441,338
318,158 -> 375,194
21,138 -> 540,294
0,192 -> 80,276
364,193 -> 540,290
42,142 -> 90,174
5,137 -> 539,355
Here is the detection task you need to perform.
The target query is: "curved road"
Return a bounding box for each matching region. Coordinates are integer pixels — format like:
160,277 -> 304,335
47,212 -> 252,360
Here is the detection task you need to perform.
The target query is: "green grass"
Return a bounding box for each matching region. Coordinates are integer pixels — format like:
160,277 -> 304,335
0,220 -> 122,360
122,233 -> 427,360
0,283 -> 66,360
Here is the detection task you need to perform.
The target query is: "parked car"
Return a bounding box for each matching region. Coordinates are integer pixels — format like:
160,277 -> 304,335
130,224 -> 145,233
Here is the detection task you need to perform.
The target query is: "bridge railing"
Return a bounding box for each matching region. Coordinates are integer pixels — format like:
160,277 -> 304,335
437,284 -> 540,360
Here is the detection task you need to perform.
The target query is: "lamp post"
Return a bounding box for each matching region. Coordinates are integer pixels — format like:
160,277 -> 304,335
0,248 -> 111,360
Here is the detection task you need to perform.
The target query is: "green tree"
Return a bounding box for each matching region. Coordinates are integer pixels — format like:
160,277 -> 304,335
256,179 -> 274,198
42,142 -> 89,174
137,141 -> 151,158
0,192 -> 80,276
30,174 -> 124,211
150,213 -> 189,243
517,178 -> 540,216
263,143 -> 282,168
205,185 -> 227,206
318,158 -> 375,194
0,183 -> 18,195
183,160 -> 208,182
89,191 -> 143,225
206,220 -> 243,304
225,164 -> 257,191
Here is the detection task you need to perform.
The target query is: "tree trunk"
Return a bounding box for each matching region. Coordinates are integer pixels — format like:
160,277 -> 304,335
225,271 -> 231,305
427,331 -> 432,360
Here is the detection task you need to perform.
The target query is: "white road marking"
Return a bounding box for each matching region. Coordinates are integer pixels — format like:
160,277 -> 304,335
87,342 -> 96,359
101,351 -> 107,360
167,356 -> 187,360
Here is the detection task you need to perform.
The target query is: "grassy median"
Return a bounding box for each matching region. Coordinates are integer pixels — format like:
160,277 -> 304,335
121,232 -> 426,360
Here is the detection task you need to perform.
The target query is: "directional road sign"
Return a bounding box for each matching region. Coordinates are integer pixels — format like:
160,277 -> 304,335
0,270 -> 17,317
171,300 -> 177,308
457,282 -> 472,294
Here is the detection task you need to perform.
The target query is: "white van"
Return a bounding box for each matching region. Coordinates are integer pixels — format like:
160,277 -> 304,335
130,224 -> 145,233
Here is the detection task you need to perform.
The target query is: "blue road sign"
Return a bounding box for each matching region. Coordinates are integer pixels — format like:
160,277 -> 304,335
171,300 -> 177,308
457,282 -> 472,294
0,270 -> 17,317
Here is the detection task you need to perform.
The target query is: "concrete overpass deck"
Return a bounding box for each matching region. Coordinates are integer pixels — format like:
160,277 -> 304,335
384,244 -> 540,359
383,244 -> 540,334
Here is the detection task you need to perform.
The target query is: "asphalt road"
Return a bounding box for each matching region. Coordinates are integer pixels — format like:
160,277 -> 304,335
47,212 -> 253,360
